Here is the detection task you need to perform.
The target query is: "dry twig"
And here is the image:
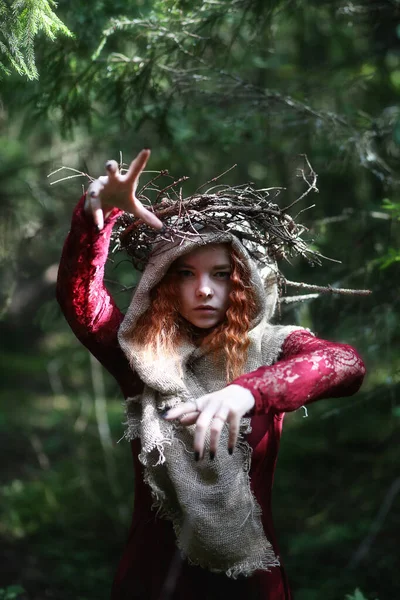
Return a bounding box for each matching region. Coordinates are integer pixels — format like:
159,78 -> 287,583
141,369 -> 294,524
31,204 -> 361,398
282,279 -> 372,297
48,157 -> 371,301
114,163 -> 320,271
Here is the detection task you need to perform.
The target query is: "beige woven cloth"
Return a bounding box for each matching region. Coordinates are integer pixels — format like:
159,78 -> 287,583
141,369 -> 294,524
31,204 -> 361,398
118,231 -> 302,577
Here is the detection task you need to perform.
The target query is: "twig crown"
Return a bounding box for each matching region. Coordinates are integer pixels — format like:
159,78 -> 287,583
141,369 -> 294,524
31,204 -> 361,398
112,158 -> 323,272
48,156 -> 371,300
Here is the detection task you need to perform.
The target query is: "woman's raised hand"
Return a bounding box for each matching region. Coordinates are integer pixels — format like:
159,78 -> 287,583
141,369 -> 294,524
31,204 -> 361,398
163,385 -> 255,461
85,149 -> 163,231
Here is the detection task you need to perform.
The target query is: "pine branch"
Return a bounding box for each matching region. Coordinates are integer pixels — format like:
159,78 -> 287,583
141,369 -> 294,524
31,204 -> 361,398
89,0 -> 396,183
0,0 -> 73,80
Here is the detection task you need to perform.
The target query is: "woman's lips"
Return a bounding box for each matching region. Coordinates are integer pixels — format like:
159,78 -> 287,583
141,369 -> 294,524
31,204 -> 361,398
194,306 -> 216,311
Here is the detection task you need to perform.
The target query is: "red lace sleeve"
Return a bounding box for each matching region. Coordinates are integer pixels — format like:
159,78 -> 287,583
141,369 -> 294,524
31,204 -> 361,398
56,196 -> 142,394
232,330 -> 366,415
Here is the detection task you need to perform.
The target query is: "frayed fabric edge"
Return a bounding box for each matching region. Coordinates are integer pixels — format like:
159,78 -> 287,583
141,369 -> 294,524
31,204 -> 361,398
142,460 -> 280,578
122,399 -> 280,579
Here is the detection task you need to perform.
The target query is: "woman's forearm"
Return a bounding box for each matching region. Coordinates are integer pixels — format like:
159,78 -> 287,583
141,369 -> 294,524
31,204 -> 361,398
56,195 -> 124,346
232,330 -> 366,415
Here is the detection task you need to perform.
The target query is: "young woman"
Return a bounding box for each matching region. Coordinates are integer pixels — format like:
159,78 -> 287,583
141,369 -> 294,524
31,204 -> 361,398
57,149 -> 365,600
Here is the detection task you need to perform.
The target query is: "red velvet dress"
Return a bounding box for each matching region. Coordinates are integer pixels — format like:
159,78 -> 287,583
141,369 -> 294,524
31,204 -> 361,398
57,197 -> 366,600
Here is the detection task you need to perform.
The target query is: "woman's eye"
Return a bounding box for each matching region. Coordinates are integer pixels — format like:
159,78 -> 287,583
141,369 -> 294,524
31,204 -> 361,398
214,272 -> 231,279
178,270 -> 194,278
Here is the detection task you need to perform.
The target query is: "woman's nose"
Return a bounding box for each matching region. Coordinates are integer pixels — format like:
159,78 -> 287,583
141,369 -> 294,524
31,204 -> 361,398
196,282 -> 214,298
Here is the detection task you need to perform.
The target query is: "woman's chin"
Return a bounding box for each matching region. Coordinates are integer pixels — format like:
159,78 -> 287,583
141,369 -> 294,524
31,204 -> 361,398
192,320 -> 218,330
192,322 -> 217,332
181,317 -> 219,334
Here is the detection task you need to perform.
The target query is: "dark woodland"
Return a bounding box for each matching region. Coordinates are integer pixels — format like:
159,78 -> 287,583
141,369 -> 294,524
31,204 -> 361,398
0,1 -> 399,599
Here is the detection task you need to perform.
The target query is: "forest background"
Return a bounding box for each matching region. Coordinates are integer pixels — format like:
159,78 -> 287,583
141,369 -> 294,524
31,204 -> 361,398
0,1 -> 399,599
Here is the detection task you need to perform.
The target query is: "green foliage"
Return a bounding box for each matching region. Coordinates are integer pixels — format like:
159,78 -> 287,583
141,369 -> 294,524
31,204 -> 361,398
0,350 -> 132,598
382,198 -> 400,220
0,587 -> 26,600
0,0 -> 399,598
345,589 -> 378,600
0,0 -> 72,80
377,199 -> 400,269
378,247 -> 400,269
13,0 -> 398,184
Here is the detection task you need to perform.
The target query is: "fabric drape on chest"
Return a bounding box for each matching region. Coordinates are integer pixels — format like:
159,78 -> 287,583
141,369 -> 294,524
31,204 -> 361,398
118,230 -> 303,577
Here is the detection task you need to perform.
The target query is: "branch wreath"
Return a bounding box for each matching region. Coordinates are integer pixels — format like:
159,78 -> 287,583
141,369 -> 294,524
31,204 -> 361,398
49,156 -> 371,300
113,158 -> 321,268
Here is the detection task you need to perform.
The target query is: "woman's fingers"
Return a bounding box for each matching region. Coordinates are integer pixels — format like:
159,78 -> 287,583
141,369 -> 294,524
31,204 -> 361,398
105,160 -> 119,178
132,196 -> 164,230
179,411 -> 199,425
164,401 -> 199,421
86,180 -> 105,229
209,408 -> 229,457
163,387 -> 253,460
193,403 -> 220,459
227,412 -> 240,452
121,150 -> 164,230
86,150 -> 164,231
125,149 -> 150,185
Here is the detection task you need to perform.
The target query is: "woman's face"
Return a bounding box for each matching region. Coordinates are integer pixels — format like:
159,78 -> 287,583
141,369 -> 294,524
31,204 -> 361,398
174,244 -> 232,329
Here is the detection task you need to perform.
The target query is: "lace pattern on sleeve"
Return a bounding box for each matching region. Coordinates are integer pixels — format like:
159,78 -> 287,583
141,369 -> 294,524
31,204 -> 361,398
232,330 -> 366,415
57,196 -> 123,344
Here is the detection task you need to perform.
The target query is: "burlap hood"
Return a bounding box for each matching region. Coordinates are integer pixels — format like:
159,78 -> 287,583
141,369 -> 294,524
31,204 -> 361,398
118,230 -> 301,578
118,230 -> 279,362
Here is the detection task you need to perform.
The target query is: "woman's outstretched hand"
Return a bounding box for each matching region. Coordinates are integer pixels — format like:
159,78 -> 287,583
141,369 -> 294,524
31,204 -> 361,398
163,385 -> 255,461
85,149 -> 163,231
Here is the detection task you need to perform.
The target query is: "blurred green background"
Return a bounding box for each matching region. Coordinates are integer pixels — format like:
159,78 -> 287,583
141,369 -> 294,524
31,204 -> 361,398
0,1 -> 399,599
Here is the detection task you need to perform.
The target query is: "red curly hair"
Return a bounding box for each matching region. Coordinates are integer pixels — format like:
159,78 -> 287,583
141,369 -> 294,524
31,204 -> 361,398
133,245 -> 257,382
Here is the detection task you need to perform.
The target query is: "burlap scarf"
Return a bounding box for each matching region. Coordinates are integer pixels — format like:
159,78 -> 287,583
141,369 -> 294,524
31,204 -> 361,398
118,231 -> 301,577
